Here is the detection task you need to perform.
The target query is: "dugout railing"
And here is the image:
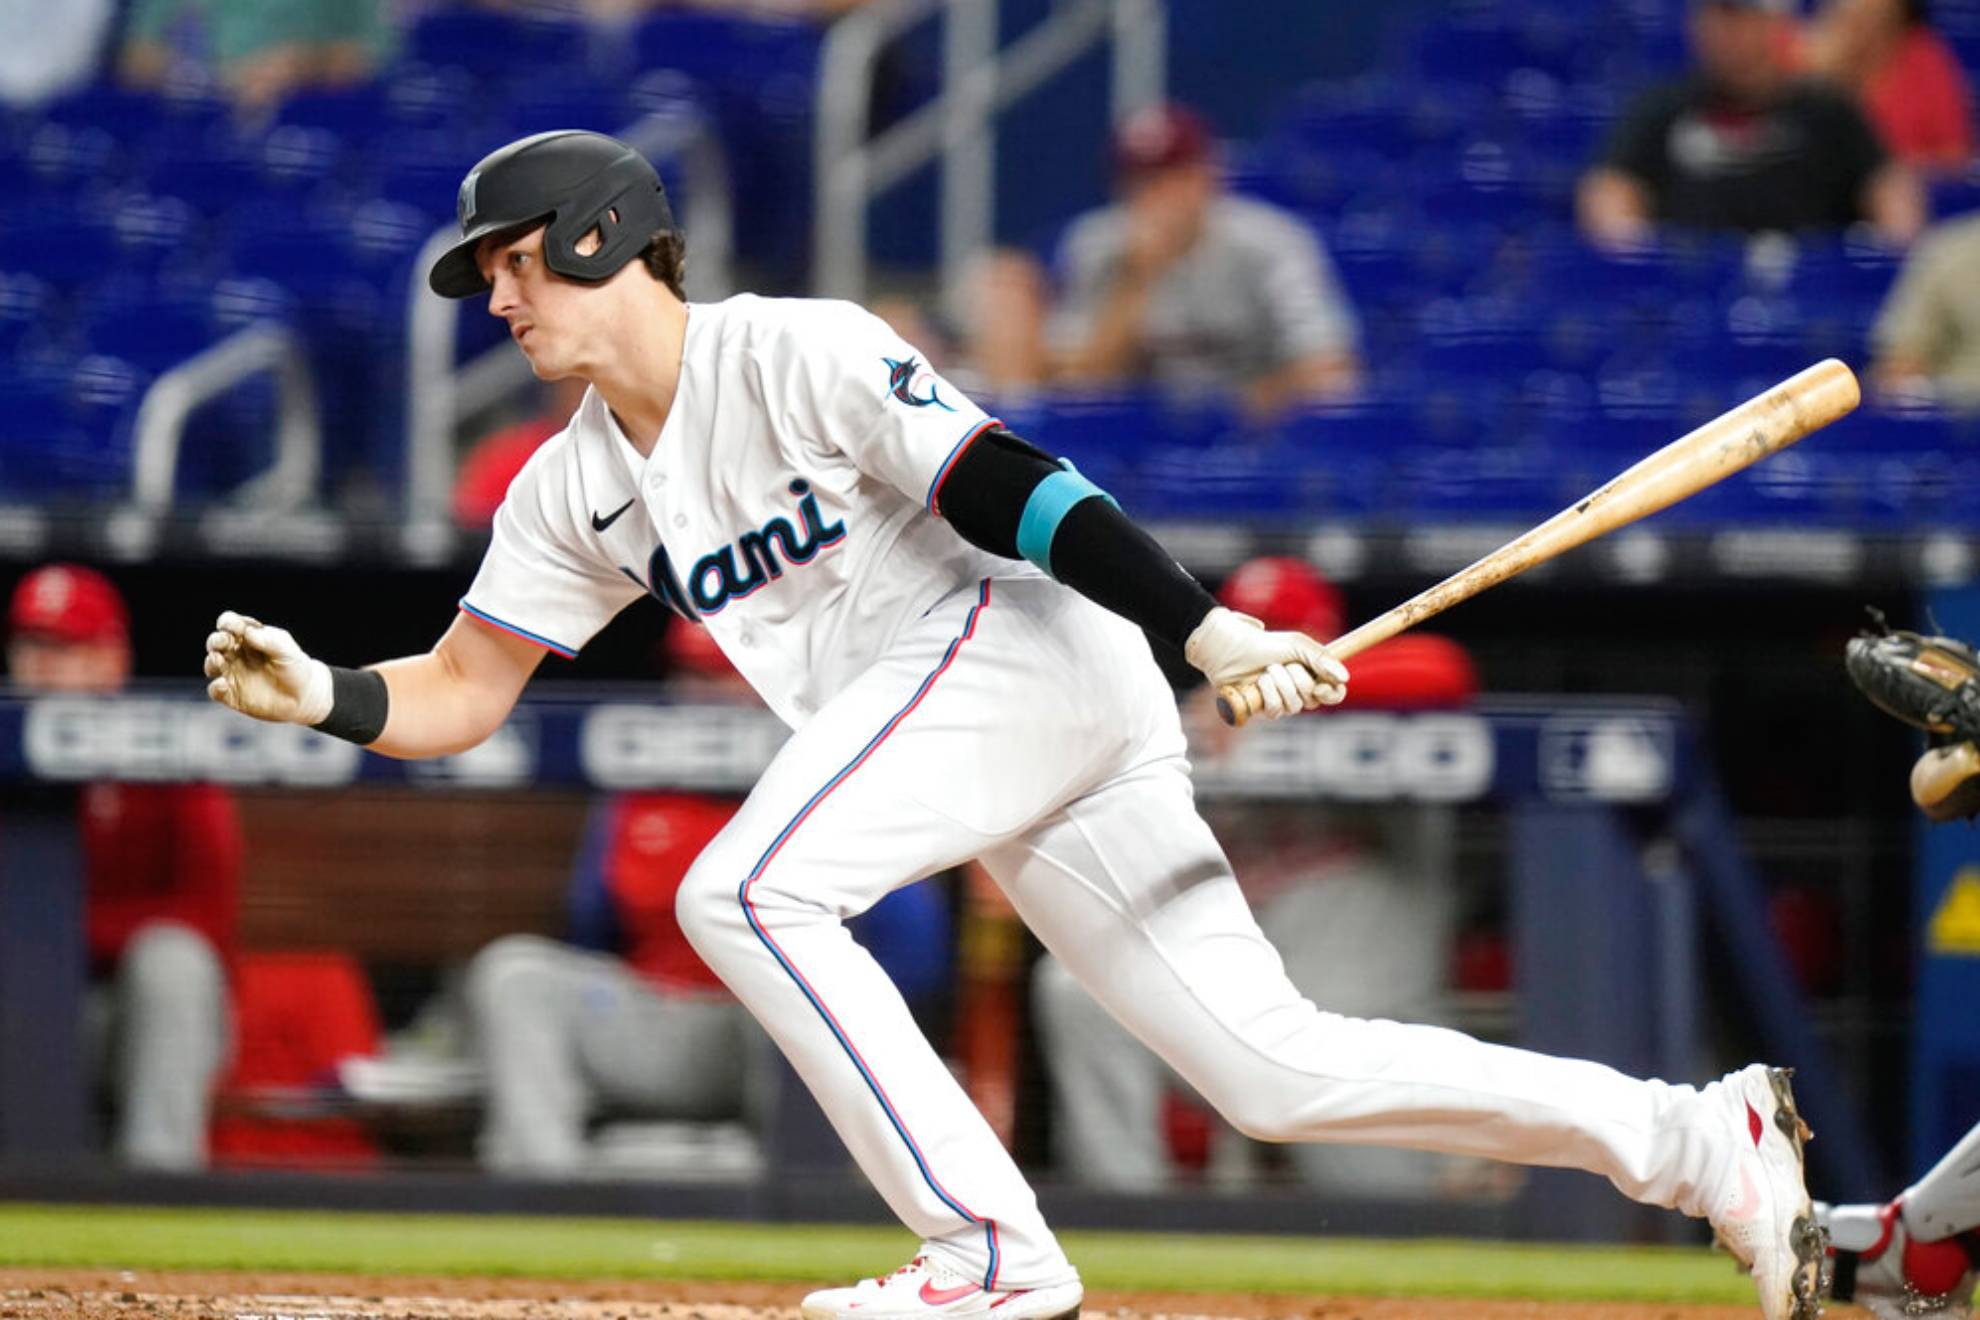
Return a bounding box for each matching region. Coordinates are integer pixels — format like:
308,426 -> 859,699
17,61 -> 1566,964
0,688 -> 1877,1242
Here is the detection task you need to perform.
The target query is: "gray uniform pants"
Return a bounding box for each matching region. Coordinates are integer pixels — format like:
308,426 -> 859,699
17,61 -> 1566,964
464,934 -> 761,1175
85,920 -> 230,1170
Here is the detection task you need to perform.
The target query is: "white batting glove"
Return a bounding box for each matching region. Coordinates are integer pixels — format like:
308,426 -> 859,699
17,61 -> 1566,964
203,611 -> 334,725
1184,606 -> 1347,721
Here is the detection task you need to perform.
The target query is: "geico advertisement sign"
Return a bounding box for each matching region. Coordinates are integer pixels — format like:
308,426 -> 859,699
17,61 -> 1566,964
582,703 -> 788,789
23,697 -> 361,785
1195,713 -> 1494,801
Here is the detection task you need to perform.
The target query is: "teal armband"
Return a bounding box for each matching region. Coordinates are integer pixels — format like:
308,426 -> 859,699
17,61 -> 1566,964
1015,462 -> 1118,578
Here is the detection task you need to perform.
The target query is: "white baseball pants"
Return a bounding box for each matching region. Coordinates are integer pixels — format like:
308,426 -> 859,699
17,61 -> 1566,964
676,576 -> 1742,1289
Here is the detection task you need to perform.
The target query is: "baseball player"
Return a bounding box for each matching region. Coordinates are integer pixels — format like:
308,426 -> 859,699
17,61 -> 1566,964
204,130 -> 1824,1319
1822,624 -> 1980,1317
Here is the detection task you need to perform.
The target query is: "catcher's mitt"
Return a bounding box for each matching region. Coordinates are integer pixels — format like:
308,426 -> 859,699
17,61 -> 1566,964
1845,620 -> 1980,820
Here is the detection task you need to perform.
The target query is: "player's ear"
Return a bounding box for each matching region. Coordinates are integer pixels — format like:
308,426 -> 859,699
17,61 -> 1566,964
574,208 -> 618,258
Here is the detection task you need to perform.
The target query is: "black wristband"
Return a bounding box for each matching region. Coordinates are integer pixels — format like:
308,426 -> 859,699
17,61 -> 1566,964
311,665 -> 389,745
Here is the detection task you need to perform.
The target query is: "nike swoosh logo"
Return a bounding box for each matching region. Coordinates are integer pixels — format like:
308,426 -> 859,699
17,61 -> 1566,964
591,498 -> 636,533
1723,1165 -> 1763,1224
918,1280 -> 981,1306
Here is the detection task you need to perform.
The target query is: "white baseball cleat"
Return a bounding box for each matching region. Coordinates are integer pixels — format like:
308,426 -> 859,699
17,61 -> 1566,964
1706,1065 -> 1828,1320
1820,1199 -> 1979,1318
799,1255 -> 1082,1320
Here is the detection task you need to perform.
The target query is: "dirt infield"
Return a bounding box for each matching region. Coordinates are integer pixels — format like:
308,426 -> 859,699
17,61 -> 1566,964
0,1270 -> 1811,1320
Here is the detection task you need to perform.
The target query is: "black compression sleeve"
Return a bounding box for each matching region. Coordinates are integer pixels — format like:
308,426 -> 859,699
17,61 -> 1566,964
936,426 -> 1059,558
1048,498 -> 1219,651
938,426 -> 1217,651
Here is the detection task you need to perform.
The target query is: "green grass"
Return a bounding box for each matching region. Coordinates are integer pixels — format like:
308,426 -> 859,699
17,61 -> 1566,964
0,1205 -> 1756,1304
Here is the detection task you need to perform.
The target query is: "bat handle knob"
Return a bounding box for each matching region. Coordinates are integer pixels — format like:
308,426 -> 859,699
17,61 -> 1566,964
1215,685 -> 1250,728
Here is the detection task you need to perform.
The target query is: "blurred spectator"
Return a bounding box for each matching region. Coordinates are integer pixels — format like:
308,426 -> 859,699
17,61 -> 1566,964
970,103 -> 1363,420
1031,557 -> 1486,1196
118,0 -> 396,115
0,0 -> 117,106
1870,210 -> 1980,408
454,377 -> 591,531
464,623 -> 952,1176
1802,0 -> 1975,173
1578,0 -> 1926,249
6,564 -> 240,1170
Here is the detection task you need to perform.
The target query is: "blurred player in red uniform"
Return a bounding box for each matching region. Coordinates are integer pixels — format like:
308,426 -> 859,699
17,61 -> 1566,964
1033,556 -> 1481,1194
6,564 -> 240,1169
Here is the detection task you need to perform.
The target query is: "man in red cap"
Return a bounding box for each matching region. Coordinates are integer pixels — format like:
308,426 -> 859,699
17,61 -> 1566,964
6,564 -> 240,1170
970,103 -> 1363,418
1033,556 -> 1485,1195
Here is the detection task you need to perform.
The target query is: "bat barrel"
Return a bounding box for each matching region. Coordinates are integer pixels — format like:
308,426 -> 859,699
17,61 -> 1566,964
1326,359 -> 1860,662
1218,360 -> 1862,725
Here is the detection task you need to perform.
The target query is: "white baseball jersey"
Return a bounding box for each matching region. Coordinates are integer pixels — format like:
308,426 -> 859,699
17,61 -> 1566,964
462,293 -> 1038,727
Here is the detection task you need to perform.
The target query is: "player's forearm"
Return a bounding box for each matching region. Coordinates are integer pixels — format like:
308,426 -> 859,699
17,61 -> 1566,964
365,650 -> 518,759
206,611 -> 539,756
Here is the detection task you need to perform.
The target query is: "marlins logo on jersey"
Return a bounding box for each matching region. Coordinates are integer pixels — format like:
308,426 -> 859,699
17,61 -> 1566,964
884,357 -> 954,412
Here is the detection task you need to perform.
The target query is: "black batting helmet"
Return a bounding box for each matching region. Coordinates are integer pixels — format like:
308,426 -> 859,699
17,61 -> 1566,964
427,130 -> 676,299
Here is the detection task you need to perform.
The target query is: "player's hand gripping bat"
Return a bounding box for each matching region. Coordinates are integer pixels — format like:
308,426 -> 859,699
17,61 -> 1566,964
1218,358 -> 1862,726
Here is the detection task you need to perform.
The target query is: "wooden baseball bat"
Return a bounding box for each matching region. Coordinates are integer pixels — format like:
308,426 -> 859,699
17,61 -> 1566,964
1218,358 -> 1861,726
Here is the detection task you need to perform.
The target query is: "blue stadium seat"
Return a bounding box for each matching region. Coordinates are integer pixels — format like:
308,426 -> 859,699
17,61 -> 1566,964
408,6 -> 590,79
69,353 -> 147,453
257,124 -> 345,202
43,84 -> 229,154
1927,172 -> 1980,220
1395,444 -> 1562,520
0,365 -> 97,497
496,74 -> 631,140
141,130 -> 265,219
1134,443 -> 1304,519
80,278 -> 217,370
0,199 -> 119,289
1005,390 -> 1240,471
371,130 -> 476,219
347,199 -> 433,289
273,84 -> 395,140
632,10 -> 820,89
0,274 -> 52,359
209,276 -> 299,335
22,121 -> 119,196
110,193 -> 202,280
1412,21 -> 1531,87
383,64 -> 480,134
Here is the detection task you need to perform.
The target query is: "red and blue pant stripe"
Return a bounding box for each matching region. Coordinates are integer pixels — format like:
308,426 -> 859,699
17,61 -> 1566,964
736,580 -> 1002,1288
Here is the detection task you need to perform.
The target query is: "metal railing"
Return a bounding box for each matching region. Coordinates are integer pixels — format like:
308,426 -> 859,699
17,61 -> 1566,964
401,105 -> 735,553
813,0 -> 1166,306
129,323 -> 321,514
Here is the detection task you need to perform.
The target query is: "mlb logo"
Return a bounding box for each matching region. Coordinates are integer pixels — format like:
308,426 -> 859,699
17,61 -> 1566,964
1539,715 -> 1675,803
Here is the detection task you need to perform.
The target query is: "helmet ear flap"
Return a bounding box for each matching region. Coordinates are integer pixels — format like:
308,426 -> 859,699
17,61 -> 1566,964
543,193 -> 654,283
